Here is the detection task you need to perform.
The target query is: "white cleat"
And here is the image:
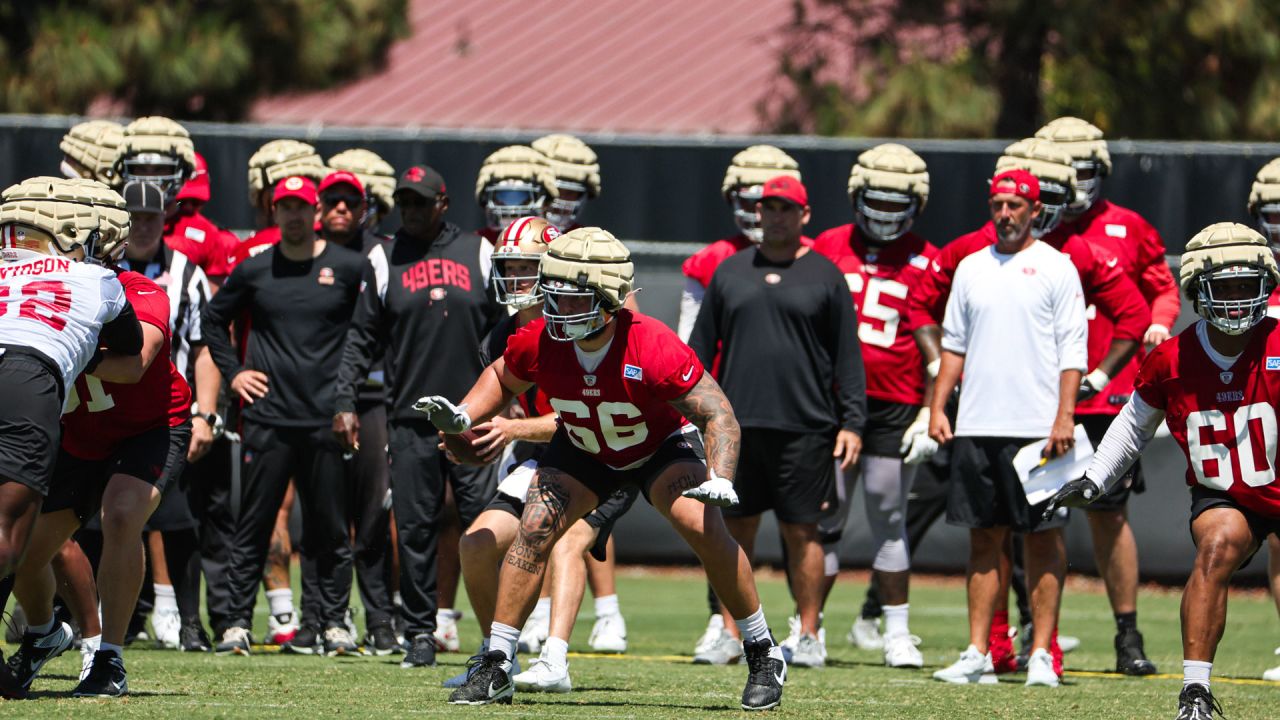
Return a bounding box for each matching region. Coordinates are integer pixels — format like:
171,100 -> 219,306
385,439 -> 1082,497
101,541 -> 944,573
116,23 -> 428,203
1057,634 -> 1081,654
693,615 -> 725,658
693,630 -> 743,665
512,650 -> 572,693
267,610 -> 300,646
789,633 -> 825,669
883,633 -> 924,668
588,613 -> 627,654
518,610 -> 549,655
1265,648 -> 1280,681
1024,648 -> 1060,687
151,606 -> 181,650
779,615 -> 802,661
849,616 -> 884,650
933,645 -> 998,684
434,609 -> 461,653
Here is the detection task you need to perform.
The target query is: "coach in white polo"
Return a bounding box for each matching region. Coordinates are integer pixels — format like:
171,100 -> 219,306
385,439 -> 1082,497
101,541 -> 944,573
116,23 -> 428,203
927,168 -> 1087,688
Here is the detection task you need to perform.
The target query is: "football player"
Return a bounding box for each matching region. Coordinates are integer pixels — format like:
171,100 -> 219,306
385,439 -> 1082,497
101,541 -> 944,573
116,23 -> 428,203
59,120 -> 123,186
417,228 -> 787,711
1037,116 -> 1178,675
1045,222 -> 1278,720
474,145 -> 558,243
811,143 -> 937,669
531,134 -> 601,233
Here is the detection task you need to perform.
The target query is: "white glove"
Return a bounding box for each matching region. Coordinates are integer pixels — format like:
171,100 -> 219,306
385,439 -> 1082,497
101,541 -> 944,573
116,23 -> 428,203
900,406 -> 939,465
1078,368 -> 1110,402
682,469 -> 739,507
412,395 -> 472,433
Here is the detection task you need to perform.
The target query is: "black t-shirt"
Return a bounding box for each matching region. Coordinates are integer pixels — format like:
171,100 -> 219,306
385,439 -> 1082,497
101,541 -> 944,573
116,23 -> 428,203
203,241 -> 365,426
335,222 -> 504,421
688,246 -> 867,434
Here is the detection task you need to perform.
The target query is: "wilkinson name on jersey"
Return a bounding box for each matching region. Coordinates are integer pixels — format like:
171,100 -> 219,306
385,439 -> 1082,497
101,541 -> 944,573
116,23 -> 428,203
0,257 -> 71,279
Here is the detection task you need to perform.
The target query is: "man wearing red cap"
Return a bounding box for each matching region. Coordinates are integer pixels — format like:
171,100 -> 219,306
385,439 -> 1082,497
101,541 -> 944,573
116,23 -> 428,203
167,153 -> 241,288
688,175 -> 866,669
202,176 -> 368,657
928,170 -> 1088,688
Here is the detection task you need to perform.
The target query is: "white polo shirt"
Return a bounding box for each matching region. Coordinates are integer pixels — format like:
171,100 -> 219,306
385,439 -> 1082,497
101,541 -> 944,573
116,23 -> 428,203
942,240 -> 1088,438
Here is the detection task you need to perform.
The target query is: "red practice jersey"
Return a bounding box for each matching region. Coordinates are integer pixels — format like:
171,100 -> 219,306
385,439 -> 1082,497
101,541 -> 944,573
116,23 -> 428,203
812,225 -> 938,405
1060,200 -> 1179,415
683,234 -> 755,289
504,310 -> 703,470
228,226 -> 280,271
166,209 -> 239,280
61,271 -> 192,461
1135,318 -> 1280,518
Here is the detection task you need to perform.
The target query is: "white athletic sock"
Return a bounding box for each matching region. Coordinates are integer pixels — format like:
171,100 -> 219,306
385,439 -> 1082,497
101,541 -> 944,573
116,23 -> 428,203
531,597 -> 551,619
28,617 -> 55,635
883,603 -> 910,637
594,594 -> 620,618
266,588 -> 294,618
735,606 -> 771,645
154,584 -> 178,613
490,622 -> 520,661
544,636 -> 569,667
100,641 -> 124,657
437,607 -> 455,623
81,634 -> 102,654
1183,659 -> 1212,688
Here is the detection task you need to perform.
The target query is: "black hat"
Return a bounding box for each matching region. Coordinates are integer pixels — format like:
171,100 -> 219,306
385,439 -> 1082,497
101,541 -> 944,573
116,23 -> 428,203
123,180 -> 166,214
395,165 -> 447,199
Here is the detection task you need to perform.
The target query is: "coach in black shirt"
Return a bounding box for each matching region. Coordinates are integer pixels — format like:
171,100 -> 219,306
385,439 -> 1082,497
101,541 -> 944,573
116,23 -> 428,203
203,176 -> 366,656
333,166 -> 503,667
689,175 -> 866,667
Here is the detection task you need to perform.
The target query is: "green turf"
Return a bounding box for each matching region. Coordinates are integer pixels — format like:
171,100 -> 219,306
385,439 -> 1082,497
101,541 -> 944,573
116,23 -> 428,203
5,568 -> 1280,718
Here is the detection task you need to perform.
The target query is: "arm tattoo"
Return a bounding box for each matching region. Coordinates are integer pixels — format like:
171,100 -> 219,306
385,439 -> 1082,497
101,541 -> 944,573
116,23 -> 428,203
506,469 -> 572,575
669,374 -> 740,481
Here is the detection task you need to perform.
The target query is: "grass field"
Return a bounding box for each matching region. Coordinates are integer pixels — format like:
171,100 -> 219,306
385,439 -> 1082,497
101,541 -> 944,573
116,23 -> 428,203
5,567 -> 1280,718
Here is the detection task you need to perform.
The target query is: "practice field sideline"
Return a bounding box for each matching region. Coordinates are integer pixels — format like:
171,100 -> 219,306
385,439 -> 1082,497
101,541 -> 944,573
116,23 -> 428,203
4,567 -> 1278,718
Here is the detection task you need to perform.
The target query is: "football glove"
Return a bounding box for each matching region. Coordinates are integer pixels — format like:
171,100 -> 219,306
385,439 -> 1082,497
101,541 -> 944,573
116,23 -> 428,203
682,469 -> 739,507
1041,476 -> 1103,521
1077,369 -> 1110,402
412,395 -> 472,433
900,407 -> 939,465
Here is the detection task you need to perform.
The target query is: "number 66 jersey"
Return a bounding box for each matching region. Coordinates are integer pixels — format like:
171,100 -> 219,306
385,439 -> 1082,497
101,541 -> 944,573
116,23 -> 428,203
1136,317 -> 1280,517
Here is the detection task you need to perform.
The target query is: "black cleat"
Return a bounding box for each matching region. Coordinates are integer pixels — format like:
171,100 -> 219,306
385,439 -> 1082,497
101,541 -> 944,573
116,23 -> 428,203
73,650 -> 128,698
401,633 -> 437,668
1116,628 -> 1157,676
741,637 -> 786,711
1176,683 -> 1224,719
448,650 -> 514,705
179,622 -> 212,652
281,624 -> 323,655
2,621 -> 74,699
365,623 -> 401,656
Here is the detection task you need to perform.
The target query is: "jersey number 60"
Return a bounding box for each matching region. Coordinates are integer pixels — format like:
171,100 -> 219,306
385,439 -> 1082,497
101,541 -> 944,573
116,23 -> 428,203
1187,402 -> 1278,490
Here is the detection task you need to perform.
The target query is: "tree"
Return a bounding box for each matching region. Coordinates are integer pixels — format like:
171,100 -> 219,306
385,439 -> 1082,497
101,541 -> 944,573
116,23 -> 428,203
0,1 -> 409,121
762,0 -> 1280,140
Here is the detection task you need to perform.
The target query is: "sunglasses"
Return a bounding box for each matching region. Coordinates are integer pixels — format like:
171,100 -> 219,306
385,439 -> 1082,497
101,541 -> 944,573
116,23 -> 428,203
322,192 -> 364,208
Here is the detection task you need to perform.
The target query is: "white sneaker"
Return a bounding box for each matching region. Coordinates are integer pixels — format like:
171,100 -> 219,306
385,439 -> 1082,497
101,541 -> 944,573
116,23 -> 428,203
693,615 -> 725,657
1025,648 -> 1060,687
151,606 -> 181,649
518,610 -> 549,654
849,616 -> 884,650
883,632 -> 924,668
933,645 -> 998,684
434,609 -> 461,653
1058,634 -> 1081,653
790,633 -> 825,668
779,614 -> 802,658
1265,648 -> 1280,681
267,610 -> 300,645
512,650 -> 572,693
588,613 -> 627,654
693,630 -> 743,665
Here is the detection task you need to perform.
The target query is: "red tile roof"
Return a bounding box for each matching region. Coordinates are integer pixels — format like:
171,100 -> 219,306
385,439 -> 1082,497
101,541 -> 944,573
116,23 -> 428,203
250,0 -> 794,135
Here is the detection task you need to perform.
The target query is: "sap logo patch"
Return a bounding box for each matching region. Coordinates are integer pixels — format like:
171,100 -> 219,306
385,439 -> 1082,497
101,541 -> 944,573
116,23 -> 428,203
185,226 -> 207,242
1105,224 -> 1127,238
1267,357 -> 1280,370
623,364 -> 643,381
909,254 -> 929,270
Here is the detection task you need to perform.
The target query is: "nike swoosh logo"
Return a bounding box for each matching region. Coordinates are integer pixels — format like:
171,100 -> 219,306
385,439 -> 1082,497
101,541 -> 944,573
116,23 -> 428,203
488,680 -> 510,697
681,366 -> 694,382
137,290 -> 159,295
774,671 -> 786,685
1106,258 -> 1118,268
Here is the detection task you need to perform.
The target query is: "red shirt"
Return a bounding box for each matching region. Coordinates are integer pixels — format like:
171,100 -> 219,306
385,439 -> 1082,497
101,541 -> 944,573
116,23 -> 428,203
683,234 -> 755,288
1060,200 -> 1179,415
229,226 -> 280,270
165,209 -> 239,280
504,311 -> 702,469
1135,318 -> 1280,518
812,225 -> 938,405
61,271 -> 192,460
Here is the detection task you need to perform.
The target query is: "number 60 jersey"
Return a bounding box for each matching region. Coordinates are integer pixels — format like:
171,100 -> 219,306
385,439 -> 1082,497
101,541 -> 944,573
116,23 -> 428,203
1136,317 -> 1280,517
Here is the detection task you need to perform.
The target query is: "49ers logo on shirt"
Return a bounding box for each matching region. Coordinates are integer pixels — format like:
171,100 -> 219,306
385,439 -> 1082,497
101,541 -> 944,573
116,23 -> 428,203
401,258 -> 471,294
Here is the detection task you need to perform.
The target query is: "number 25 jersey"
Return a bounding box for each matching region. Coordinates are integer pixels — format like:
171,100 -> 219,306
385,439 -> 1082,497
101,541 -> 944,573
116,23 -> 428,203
1136,317 -> 1280,518
504,310 -> 704,470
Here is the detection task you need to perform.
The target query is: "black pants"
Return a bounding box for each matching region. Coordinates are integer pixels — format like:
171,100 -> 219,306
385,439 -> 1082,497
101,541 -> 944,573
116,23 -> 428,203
225,422 -> 352,630
388,420 -> 496,638
187,434 -> 236,636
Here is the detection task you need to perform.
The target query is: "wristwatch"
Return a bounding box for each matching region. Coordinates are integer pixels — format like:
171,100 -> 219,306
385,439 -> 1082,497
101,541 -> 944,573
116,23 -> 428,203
191,402 -> 225,438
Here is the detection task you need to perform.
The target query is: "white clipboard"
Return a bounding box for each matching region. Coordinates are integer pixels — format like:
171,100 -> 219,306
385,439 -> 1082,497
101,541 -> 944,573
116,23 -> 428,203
1012,425 -> 1094,505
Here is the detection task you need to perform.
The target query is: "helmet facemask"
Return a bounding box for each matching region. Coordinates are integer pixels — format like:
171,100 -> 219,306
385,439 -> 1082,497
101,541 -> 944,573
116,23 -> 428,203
546,179 -> 588,232
1068,160 -> 1103,216
854,188 -> 918,244
121,152 -> 188,207
1031,179 -> 1072,238
1196,264 -> 1274,336
492,252 -> 543,310
540,277 -> 611,341
1255,203 -> 1280,254
483,180 -> 546,233
730,184 -> 765,243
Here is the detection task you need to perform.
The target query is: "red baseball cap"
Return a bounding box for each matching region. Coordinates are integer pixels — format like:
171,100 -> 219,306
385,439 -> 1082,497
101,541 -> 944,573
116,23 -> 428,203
990,169 -> 1040,202
761,175 -> 808,207
319,170 -> 365,196
176,152 -> 210,203
273,176 -> 318,206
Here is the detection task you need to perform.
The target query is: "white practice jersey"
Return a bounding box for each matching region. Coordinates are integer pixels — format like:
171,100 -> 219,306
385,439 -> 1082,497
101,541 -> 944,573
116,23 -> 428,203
0,253 -> 127,390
